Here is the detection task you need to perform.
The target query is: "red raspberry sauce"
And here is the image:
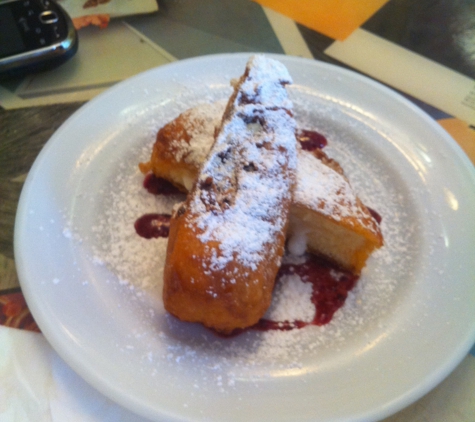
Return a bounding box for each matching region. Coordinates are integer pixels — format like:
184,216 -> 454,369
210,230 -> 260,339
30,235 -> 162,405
134,213 -> 171,239
296,129 -> 328,151
256,255 -> 359,331
143,173 -> 182,195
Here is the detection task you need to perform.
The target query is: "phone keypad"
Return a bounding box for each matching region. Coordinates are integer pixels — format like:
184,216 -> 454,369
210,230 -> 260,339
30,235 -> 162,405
39,10 -> 59,24
10,0 -> 68,49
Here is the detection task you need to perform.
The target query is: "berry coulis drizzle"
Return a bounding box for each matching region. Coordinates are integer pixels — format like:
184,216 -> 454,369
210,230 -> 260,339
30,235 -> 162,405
296,129 -> 328,150
367,207 -> 382,225
143,173 -> 183,196
134,213 -> 171,239
134,174 -> 178,239
257,256 -> 358,331
135,129 -> 379,335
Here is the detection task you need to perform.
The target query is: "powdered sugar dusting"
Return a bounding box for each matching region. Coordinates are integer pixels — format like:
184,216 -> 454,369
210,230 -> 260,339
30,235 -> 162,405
155,100 -> 381,248
240,55 -> 293,110
169,101 -> 226,167
58,64 -> 421,396
295,149 -> 369,223
264,274 -> 315,322
185,55 -> 297,270
84,94 -> 418,366
89,143 -> 182,290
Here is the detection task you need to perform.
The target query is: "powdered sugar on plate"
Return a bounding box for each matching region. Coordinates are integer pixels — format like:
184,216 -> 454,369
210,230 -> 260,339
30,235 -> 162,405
51,69 -> 421,396
264,274 -> 315,322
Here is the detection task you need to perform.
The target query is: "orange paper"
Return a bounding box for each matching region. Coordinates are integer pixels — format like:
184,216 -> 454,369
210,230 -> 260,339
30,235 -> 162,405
438,118 -> 475,165
73,14 -> 110,30
254,0 -> 389,40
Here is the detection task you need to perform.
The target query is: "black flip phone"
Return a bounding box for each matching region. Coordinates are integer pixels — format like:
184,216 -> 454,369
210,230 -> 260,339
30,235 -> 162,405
0,0 -> 78,78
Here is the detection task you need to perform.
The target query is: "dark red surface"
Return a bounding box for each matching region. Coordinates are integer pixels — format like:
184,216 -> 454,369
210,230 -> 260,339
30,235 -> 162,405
143,173 -> 182,196
222,255 -> 360,337
296,129 -> 328,151
134,213 -> 171,239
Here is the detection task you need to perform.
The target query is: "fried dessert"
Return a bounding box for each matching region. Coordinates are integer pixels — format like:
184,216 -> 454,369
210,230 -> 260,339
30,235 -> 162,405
288,148 -> 382,274
139,101 -> 226,192
142,105 -> 383,275
163,55 -> 298,333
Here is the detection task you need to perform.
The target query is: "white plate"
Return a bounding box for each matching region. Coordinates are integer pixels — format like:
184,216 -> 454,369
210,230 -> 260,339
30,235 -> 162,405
15,54 -> 475,422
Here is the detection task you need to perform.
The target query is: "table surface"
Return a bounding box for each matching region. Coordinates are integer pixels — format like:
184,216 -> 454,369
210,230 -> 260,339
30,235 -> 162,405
1,0 -> 474,421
